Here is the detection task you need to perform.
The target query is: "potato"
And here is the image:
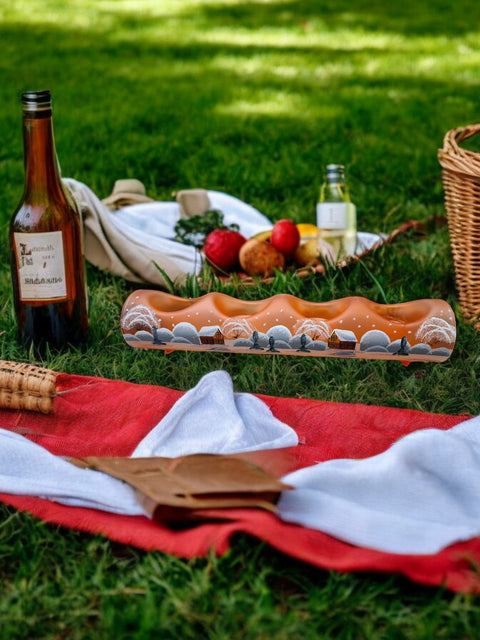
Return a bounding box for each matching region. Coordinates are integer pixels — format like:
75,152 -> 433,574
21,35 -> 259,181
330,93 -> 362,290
239,239 -> 285,277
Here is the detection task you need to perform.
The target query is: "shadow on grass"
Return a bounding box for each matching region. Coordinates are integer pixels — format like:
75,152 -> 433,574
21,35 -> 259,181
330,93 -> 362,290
194,0 -> 480,37
0,1 -> 479,222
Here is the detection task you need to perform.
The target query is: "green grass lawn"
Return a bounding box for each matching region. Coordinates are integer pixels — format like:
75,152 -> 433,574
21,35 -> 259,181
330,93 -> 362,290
1,0 -> 480,637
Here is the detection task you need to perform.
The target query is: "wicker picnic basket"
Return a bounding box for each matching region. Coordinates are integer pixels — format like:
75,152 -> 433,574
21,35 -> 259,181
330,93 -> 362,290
439,124 -> 480,326
0,360 -> 57,414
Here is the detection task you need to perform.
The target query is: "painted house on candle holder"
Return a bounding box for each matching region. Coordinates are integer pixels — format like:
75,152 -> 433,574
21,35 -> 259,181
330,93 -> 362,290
328,329 -> 357,350
199,326 -> 225,345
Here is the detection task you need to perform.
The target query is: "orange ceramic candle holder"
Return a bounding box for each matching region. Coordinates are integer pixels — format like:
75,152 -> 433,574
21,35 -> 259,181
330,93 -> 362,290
120,291 -> 456,363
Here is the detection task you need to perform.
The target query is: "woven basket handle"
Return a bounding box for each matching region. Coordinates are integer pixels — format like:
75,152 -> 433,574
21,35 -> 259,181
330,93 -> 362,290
438,123 -> 480,176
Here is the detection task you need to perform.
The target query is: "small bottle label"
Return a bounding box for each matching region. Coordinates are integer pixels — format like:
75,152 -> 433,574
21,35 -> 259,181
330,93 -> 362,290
13,231 -> 67,301
316,202 -> 349,229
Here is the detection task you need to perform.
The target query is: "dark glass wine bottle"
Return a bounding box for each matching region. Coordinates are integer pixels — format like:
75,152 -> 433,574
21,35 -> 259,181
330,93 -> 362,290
10,90 -> 88,350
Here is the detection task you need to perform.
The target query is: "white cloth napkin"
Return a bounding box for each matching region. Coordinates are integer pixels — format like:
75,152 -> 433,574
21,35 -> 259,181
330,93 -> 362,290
132,370 -> 298,457
0,371 -> 297,516
112,190 -> 273,244
277,415 -> 480,554
0,428 -> 145,515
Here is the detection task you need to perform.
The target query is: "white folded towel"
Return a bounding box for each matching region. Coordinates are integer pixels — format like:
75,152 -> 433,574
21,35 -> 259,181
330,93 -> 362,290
277,415 -> 480,554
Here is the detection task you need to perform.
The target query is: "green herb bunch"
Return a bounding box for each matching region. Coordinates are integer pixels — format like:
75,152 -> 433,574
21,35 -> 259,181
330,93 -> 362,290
173,209 -> 240,248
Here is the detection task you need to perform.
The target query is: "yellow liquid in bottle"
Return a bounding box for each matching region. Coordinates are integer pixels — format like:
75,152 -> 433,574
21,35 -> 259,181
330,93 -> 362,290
316,201 -> 357,261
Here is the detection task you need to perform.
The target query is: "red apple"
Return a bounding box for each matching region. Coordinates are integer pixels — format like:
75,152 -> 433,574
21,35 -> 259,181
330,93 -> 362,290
203,229 -> 247,271
270,219 -> 301,260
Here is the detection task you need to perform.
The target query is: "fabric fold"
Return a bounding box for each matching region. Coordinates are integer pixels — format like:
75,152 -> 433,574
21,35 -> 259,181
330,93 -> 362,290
277,415 -> 480,554
0,428 -> 145,515
0,371 -> 297,515
64,178 -> 202,286
132,370 -> 298,458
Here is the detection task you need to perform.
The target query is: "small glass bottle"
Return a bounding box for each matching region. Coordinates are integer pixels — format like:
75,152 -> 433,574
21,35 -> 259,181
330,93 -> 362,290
316,164 -> 357,261
10,90 -> 88,350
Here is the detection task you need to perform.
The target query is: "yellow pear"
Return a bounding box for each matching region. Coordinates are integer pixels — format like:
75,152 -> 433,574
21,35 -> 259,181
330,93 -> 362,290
295,238 -> 336,266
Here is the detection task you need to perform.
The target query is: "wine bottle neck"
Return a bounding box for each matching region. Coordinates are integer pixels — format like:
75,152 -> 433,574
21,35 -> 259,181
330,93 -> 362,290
22,112 -> 64,201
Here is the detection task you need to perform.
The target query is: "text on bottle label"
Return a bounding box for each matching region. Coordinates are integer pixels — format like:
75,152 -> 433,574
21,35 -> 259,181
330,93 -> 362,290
13,231 -> 67,301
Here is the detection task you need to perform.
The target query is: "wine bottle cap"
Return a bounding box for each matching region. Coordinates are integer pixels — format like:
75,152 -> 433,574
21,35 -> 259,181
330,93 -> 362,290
325,164 -> 345,181
21,90 -> 52,113
326,163 -> 345,173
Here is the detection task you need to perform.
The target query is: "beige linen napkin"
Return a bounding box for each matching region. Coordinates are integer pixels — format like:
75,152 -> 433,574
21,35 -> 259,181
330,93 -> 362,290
64,178 -> 202,287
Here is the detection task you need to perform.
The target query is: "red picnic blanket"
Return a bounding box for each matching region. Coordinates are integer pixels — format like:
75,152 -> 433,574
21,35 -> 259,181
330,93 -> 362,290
1,372 -> 478,594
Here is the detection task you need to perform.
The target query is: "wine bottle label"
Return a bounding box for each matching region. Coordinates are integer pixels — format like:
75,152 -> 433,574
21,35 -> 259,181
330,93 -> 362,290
316,202 -> 349,229
13,231 -> 67,301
